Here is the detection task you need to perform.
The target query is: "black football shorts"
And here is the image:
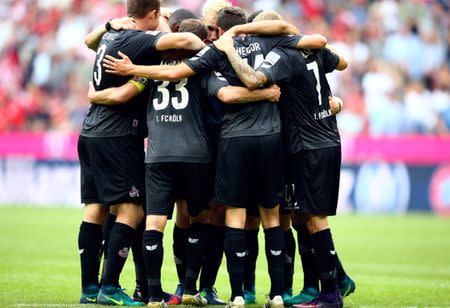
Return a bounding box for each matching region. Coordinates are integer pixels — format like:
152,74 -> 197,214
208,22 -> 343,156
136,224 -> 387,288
290,145 -> 341,216
213,133 -> 284,210
78,135 -> 145,207
145,162 -> 213,218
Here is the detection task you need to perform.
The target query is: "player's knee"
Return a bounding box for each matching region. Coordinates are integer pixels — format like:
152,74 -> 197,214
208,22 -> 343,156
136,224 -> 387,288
280,213 -> 292,231
208,203 -> 225,226
83,203 -> 107,224
115,203 -> 145,229
306,215 -> 329,234
145,214 -> 168,232
259,205 -> 280,229
175,200 -> 190,228
225,206 -> 246,229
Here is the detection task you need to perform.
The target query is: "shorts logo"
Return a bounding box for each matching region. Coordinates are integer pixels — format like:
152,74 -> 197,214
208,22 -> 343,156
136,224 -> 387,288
284,254 -> 293,264
188,238 -> 199,244
79,249 -> 84,255
118,247 -> 129,258
129,186 -> 140,198
270,250 -> 282,256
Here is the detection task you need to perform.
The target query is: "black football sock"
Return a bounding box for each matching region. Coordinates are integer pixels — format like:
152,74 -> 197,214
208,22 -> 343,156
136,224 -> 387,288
132,221 -> 147,298
173,225 -> 187,284
102,222 -> 135,287
283,228 -> 296,291
224,227 -> 246,300
199,225 -> 224,290
184,223 -> 208,294
100,213 -> 116,284
310,228 -> 338,293
78,221 -> 103,288
335,253 -> 348,282
243,229 -> 259,291
296,224 -> 319,290
264,226 -> 285,298
143,230 -> 164,301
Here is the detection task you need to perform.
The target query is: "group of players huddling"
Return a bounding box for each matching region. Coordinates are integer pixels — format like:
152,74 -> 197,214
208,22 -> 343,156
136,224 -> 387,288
77,0 -> 356,307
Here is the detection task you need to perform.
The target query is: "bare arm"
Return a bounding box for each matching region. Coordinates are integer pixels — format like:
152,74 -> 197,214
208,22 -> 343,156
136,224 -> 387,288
227,20 -> 299,37
87,77 -> 147,105
214,35 -> 267,90
326,44 -> 348,71
103,51 -> 196,81
297,34 -> 327,49
217,84 -> 280,104
84,17 -> 136,51
155,32 -> 206,51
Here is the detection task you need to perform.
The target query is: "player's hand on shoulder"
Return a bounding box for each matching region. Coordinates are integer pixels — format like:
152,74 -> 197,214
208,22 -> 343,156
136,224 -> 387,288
329,95 -> 343,115
214,34 -> 234,52
103,51 -> 133,76
110,17 -> 136,31
266,84 -> 281,103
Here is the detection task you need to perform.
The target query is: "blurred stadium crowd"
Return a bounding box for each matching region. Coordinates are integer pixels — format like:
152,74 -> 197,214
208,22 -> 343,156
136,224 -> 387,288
0,0 -> 448,135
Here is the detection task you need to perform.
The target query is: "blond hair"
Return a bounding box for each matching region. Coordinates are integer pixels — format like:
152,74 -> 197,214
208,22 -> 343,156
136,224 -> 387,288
253,10 -> 283,22
202,0 -> 232,23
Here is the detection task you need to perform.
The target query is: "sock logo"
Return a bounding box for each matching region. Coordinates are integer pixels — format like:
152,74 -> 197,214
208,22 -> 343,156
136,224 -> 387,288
270,250 -> 282,256
236,251 -> 247,257
330,250 -> 336,255
79,249 -> 84,255
188,238 -> 199,244
146,244 -> 158,251
118,247 -> 129,258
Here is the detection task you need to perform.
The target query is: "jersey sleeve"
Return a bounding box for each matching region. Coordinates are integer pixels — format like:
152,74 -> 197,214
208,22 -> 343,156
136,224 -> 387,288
321,48 -> 340,73
268,34 -> 303,49
205,72 -> 230,97
185,45 -> 223,74
256,47 -> 294,84
130,31 -> 166,55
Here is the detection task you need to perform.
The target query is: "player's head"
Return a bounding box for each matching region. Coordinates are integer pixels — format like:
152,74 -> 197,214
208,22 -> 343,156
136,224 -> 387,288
179,19 -> 208,42
202,0 -> 232,43
216,6 -> 247,33
247,10 -> 263,23
127,0 -> 161,31
252,10 -> 283,22
169,9 -> 198,33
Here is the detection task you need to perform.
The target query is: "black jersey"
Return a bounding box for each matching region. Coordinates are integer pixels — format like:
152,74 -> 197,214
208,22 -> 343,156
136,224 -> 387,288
80,30 -> 165,138
145,59 -> 213,164
185,35 -> 301,139
257,47 -> 341,153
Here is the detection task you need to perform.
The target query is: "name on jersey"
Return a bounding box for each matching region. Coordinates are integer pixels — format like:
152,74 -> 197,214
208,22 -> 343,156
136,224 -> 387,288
236,42 -> 261,57
156,114 -> 183,123
103,32 -> 119,41
314,108 -> 332,120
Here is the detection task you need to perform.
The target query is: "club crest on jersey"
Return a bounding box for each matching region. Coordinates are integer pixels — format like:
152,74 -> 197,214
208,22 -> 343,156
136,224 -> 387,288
129,186 -> 140,198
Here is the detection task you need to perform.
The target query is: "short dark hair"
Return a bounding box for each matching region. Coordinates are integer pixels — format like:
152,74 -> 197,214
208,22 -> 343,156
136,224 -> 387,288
169,9 -> 198,32
127,0 -> 160,19
216,6 -> 247,31
247,10 -> 263,23
179,19 -> 208,41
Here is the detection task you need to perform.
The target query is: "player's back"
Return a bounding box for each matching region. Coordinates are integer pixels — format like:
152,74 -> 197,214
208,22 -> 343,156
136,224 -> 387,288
186,34 -> 301,139
146,59 -> 211,164
81,29 -> 164,138
261,47 -> 340,153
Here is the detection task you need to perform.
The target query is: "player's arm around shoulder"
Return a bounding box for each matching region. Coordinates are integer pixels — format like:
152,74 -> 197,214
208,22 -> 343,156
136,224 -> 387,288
296,34 -> 327,49
217,84 -> 281,104
326,44 -> 348,71
227,20 -> 299,37
87,77 -> 147,105
154,32 -> 206,51
84,17 -> 136,51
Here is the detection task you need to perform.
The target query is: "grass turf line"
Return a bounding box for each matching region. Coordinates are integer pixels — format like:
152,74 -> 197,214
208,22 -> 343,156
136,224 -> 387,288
0,207 -> 449,307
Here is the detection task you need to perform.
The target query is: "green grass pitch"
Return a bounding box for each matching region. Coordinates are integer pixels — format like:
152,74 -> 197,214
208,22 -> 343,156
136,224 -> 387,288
0,207 -> 449,307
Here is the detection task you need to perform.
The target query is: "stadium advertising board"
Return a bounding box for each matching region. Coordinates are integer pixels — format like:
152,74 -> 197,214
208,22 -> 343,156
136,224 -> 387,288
0,133 -> 449,215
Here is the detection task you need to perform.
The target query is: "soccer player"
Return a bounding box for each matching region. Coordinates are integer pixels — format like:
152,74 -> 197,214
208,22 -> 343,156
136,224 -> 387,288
78,0 -> 205,306
91,17 -> 282,307
201,0 -> 231,44
213,31 -> 351,308
102,10 -> 327,307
